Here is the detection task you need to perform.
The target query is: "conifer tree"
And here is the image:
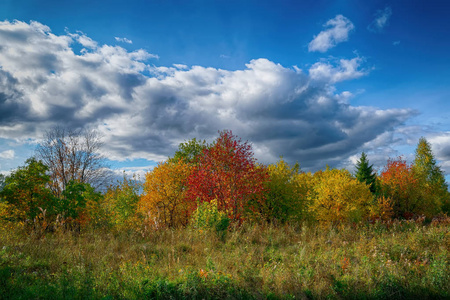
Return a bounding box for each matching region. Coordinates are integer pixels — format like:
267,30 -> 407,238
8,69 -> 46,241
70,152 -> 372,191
413,137 -> 449,215
355,152 -> 377,194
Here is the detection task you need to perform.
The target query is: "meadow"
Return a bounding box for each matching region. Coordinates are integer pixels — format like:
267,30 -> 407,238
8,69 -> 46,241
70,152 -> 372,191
0,218 -> 449,299
1,132 -> 450,299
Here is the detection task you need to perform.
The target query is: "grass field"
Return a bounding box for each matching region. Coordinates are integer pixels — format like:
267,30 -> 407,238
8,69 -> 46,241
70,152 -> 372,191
0,219 -> 449,299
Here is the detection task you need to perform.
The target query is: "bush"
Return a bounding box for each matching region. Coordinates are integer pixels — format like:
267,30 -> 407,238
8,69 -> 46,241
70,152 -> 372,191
260,159 -> 306,223
190,199 -> 230,235
307,168 -> 374,224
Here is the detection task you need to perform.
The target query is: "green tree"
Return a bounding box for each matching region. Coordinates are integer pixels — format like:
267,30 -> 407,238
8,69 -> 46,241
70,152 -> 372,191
413,137 -> 449,215
169,138 -> 208,165
0,158 -> 54,221
354,152 -> 377,194
0,174 -> 5,192
260,158 -> 304,223
103,174 -> 142,230
58,180 -> 102,226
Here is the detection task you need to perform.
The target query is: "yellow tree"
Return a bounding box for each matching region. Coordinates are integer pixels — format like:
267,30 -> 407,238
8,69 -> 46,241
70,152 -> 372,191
260,158 -> 305,223
102,174 -> 142,231
412,137 -> 449,216
308,168 -> 373,224
138,159 -> 192,228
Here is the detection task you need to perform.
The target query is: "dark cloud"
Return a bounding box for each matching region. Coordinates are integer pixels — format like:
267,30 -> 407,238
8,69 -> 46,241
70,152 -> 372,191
0,20 -> 416,171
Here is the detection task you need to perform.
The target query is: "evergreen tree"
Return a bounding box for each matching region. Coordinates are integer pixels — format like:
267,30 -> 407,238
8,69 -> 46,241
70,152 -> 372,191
355,152 -> 377,194
413,137 -> 449,215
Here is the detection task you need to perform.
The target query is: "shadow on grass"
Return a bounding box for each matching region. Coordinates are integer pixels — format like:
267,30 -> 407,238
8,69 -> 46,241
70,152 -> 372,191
1,265 -> 448,300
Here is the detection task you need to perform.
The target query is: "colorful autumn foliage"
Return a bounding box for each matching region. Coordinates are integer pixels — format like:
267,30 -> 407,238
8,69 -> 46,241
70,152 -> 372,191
58,180 -> 102,227
1,132 -> 449,232
139,159 -> 192,228
259,158 -> 306,223
186,130 -> 269,222
308,168 -> 374,224
0,158 -> 54,222
102,174 -> 142,231
379,157 -> 421,218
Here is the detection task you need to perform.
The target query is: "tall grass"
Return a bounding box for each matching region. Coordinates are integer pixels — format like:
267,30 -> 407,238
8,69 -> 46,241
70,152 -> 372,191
0,219 -> 449,299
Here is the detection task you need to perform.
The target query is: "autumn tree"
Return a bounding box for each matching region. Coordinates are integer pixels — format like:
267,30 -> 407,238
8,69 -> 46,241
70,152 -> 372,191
169,138 -> 208,165
260,158 -> 305,223
308,168 -> 373,224
36,127 -> 111,197
354,152 -> 378,195
186,130 -> 269,222
379,157 -> 421,218
58,180 -> 103,228
139,159 -> 192,228
0,158 -> 54,221
412,137 -> 449,216
102,174 -> 142,231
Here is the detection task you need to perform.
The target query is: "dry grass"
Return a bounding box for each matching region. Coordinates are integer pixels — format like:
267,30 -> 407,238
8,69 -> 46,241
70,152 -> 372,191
0,219 -> 449,299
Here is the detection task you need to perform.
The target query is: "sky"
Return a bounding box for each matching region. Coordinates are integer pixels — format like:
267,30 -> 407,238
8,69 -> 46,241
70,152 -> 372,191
0,0 -> 449,181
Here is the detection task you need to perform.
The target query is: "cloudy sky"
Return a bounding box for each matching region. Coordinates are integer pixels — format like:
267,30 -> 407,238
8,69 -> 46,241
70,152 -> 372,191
0,0 -> 449,180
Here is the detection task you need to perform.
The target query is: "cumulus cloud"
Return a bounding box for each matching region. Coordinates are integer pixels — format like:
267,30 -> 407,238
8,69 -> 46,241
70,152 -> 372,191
309,57 -> 367,83
115,37 -> 133,44
0,150 -> 14,159
308,15 -> 354,53
426,132 -> 450,174
0,20 -> 416,171
368,7 -> 392,33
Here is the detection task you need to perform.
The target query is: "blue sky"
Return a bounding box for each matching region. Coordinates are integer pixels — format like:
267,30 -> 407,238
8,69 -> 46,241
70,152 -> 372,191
0,0 -> 449,180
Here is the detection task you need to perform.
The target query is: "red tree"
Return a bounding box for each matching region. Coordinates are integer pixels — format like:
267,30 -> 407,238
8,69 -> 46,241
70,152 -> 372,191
380,157 -> 420,218
187,130 -> 268,222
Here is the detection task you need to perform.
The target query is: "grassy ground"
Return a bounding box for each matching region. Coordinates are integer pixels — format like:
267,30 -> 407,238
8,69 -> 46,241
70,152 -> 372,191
0,220 -> 449,299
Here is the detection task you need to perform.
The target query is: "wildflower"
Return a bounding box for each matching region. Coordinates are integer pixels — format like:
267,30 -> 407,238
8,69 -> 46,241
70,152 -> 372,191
341,257 -> 350,271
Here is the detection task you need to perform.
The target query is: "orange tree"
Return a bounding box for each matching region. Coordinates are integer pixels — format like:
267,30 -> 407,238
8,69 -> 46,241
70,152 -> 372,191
379,157 -> 421,218
186,130 -> 269,222
139,159 -> 192,228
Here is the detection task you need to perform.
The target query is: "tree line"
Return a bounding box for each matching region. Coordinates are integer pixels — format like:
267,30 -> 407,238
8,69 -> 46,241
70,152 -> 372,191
0,128 -> 449,233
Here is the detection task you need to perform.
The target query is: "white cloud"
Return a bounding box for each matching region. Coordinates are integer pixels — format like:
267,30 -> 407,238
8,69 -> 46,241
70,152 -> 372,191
0,150 -> 14,159
115,37 -> 133,44
77,34 -> 98,49
368,7 -> 392,33
0,20 -> 416,171
426,132 -> 450,174
309,57 -> 367,83
393,40 -> 400,46
308,15 -> 354,53
173,64 -> 188,70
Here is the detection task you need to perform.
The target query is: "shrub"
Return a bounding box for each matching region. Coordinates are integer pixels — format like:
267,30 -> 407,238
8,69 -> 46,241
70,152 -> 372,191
190,199 -> 230,234
307,168 -> 373,224
102,174 -> 142,231
260,158 -> 305,223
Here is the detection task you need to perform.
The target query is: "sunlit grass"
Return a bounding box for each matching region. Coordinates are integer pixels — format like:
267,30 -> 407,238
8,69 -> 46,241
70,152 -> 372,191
0,219 -> 448,299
